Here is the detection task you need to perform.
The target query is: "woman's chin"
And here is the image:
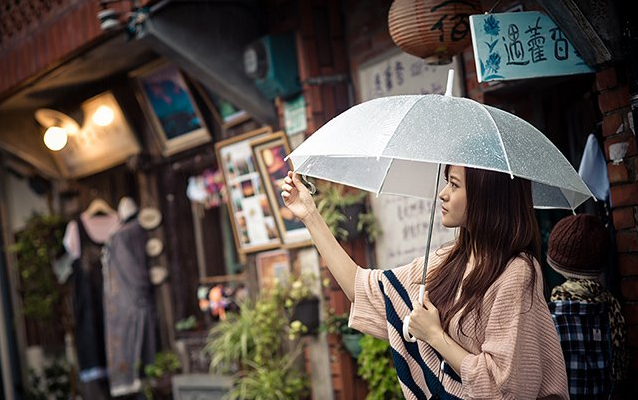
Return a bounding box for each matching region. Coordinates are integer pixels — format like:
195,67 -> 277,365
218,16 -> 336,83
441,220 -> 458,228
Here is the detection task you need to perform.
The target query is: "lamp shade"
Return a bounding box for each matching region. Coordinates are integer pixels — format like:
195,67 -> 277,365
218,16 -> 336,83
388,0 -> 482,64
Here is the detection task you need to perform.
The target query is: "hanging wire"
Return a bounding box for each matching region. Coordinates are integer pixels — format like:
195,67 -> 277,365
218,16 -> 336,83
487,0 -> 503,14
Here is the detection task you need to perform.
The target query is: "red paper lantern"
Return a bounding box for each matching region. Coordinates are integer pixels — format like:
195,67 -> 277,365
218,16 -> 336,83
388,0 -> 482,64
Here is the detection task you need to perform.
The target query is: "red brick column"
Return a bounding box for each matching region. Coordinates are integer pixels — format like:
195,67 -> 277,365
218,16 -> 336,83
596,67 -> 638,377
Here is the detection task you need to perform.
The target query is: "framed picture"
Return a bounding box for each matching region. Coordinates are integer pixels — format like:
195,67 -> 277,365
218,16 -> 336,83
255,249 -> 291,293
132,61 -> 210,156
215,127 -> 281,253
251,131 -> 311,247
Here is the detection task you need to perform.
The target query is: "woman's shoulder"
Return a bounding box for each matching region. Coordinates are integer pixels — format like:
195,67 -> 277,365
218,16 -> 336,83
497,253 -> 540,286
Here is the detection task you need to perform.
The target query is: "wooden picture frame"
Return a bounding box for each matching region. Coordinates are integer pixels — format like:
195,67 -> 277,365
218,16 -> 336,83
255,248 -> 291,293
131,60 -> 210,156
215,127 -> 281,254
251,131 -> 312,247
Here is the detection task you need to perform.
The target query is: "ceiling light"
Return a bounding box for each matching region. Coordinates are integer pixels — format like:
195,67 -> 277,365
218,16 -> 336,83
34,108 -> 81,135
43,127 -> 68,151
92,105 -> 115,126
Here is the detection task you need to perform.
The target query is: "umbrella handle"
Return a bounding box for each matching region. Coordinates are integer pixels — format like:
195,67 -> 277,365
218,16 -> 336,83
402,284 -> 426,342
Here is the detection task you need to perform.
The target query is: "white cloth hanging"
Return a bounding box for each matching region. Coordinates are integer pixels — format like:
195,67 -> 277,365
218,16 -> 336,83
578,134 -> 609,201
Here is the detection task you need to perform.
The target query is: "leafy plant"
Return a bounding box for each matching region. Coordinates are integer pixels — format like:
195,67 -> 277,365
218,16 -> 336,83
175,315 -> 198,331
143,351 -> 181,400
314,181 -> 381,242
357,335 -> 404,400
144,351 -> 181,379
25,359 -> 71,400
205,275 -> 313,400
321,310 -> 358,335
206,301 -> 259,373
228,348 -> 309,400
10,214 -> 66,320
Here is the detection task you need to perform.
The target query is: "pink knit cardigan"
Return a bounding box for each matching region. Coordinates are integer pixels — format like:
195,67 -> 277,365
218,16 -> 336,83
349,250 -> 569,400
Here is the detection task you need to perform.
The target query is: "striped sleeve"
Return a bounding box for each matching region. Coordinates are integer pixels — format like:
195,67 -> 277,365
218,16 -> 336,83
349,257 -> 425,340
348,266 -> 388,339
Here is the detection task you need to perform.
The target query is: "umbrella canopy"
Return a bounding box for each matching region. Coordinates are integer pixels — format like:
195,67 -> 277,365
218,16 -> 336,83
288,94 -> 593,210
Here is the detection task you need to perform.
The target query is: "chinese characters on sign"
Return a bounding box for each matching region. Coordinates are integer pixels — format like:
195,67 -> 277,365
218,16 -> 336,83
358,50 -> 454,100
470,12 -> 593,82
358,49 -> 456,269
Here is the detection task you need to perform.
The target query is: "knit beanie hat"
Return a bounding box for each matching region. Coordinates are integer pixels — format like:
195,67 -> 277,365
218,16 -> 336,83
547,214 -> 610,279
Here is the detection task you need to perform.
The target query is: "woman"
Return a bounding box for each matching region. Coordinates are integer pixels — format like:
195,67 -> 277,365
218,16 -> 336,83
281,165 -> 569,400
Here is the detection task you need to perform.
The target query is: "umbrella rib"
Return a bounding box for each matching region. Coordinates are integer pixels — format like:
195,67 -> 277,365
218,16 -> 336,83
376,158 -> 394,195
476,103 -> 514,179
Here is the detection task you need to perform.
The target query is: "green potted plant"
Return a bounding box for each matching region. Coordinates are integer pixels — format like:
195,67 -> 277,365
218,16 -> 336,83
322,310 -> 364,358
285,272 -> 320,336
10,214 -> 66,320
205,301 -> 259,373
205,280 -> 311,400
25,359 -> 71,400
357,335 -> 404,400
314,181 -> 381,242
228,348 -> 309,400
143,351 -> 182,400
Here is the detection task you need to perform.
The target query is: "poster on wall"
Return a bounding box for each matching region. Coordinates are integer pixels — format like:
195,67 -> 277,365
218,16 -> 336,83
256,249 -> 291,293
215,127 -> 281,254
251,131 -> 311,247
357,49 -> 457,269
132,61 -> 210,156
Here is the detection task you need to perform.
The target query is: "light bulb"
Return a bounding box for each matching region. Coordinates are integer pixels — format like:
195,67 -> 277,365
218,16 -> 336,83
43,126 -> 68,151
92,105 -> 114,126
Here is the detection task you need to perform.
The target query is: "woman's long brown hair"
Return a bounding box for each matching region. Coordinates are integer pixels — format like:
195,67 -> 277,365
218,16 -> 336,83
427,166 -> 541,336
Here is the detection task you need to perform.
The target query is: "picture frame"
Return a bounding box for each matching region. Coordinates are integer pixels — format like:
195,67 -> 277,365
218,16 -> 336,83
251,131 -> 312,247
255,249 -> 291,293
131,60 -> 210,156
215,127 -> 282,254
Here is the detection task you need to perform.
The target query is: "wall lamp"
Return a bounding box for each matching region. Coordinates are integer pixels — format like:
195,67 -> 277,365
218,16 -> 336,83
35,103 -> 115,151
35,108 -> 81,151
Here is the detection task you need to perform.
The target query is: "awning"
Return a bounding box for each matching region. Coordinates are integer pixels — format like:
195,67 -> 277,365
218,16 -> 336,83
0,0 -> 276,179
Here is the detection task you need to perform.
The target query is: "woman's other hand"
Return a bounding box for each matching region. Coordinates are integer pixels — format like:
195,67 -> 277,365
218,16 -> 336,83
281,171 -> 316,222
409,291 -> 444,344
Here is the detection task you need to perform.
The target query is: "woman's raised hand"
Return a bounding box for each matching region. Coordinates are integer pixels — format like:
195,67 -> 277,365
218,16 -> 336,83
281,171 -> 317,222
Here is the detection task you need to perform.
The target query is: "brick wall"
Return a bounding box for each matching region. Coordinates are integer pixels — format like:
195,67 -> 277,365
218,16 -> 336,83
270,1 -> 367,399
596,67 -> 638,377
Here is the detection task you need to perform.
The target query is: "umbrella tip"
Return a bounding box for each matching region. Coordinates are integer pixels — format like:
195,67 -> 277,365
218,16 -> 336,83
445,69 -> 454,96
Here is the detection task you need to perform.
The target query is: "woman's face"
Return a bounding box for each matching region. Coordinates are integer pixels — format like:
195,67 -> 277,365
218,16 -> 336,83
438,165 -> 467,228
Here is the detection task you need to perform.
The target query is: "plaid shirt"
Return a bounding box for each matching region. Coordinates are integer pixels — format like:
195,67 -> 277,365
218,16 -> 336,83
549,300 -> 611,400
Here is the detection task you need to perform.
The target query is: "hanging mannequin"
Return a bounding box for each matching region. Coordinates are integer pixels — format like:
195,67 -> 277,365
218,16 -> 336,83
103,196 -> 157,397
62,197 -> 120,400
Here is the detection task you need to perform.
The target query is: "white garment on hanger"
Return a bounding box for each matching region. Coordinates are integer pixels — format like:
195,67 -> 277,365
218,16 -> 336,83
63,213 -> 120,260
578,134 -> 609,201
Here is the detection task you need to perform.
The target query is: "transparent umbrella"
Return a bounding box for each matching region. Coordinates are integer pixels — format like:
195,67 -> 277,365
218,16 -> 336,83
286,72 -> 593,340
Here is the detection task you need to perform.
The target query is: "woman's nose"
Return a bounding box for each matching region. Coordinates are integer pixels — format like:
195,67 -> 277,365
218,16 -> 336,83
438,187 -> 447,200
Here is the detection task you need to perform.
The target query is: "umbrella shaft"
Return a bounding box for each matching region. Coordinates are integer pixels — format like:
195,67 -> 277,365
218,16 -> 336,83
421,163 -> 442,285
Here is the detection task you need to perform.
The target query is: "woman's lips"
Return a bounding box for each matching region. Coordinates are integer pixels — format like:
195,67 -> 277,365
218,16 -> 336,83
441,206 -> 448,214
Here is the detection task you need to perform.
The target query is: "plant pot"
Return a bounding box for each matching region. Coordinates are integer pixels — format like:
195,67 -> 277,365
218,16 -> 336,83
341,332 -> 363,358
290,297 -> 320,335
149,374 -> 173,400
340,204 -> 366,240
